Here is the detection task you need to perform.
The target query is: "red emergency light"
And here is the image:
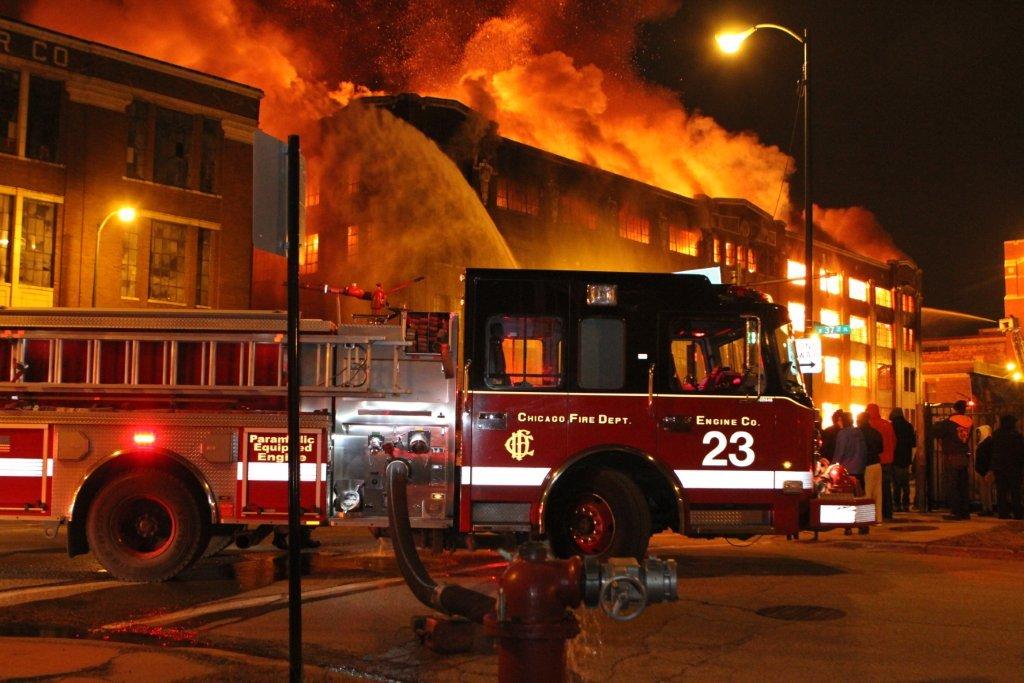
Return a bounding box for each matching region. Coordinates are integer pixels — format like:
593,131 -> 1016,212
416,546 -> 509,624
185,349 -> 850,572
133,432 -> 156,446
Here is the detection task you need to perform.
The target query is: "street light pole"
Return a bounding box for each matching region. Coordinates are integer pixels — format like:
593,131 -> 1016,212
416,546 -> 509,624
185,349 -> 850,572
801,28 -> 813,398
92,207 -> 137,307
716,23 -> 813,397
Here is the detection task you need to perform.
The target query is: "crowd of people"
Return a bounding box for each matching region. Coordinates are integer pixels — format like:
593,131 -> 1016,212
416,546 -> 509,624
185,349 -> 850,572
820,399 -> 1024,522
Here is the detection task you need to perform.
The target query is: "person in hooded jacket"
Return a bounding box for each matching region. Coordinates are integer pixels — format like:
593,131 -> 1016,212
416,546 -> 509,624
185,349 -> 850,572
866,404 -> 896,520
988,414 -> 1024,519
889,408 -> 916,513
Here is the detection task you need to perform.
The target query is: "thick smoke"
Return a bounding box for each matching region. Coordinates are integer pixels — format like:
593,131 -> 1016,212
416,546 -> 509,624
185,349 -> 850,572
18,0 -> 902,258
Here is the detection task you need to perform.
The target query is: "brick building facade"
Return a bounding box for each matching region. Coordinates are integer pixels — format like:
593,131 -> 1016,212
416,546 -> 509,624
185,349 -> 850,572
282,94 -> 922,423
0,18 -> 261,310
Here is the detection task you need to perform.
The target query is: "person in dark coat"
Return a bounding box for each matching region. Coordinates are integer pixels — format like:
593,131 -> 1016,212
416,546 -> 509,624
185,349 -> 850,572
932,400 -> 973,520
833,411 -> 866,488
858,411 -> 884,522
821,409 -> 845,462
889,408 -> 917,513
988,414 -> 1024,520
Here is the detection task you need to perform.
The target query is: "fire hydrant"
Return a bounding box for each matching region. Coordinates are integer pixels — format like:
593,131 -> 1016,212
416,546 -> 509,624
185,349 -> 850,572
484,542 -> 677,682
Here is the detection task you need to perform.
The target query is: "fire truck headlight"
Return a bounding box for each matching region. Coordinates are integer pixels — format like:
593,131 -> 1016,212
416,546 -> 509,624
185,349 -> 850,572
339,488 -> 361,513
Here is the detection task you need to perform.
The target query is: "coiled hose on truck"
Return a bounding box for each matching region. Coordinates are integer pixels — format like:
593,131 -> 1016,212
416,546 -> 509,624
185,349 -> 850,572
385,459 -> 496,623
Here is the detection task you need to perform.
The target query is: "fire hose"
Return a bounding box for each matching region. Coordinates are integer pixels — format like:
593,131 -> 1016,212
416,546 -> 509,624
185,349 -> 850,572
385,458 -> 496,623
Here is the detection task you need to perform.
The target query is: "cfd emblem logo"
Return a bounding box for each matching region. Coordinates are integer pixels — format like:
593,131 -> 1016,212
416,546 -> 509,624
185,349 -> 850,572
504,429 -> 535,461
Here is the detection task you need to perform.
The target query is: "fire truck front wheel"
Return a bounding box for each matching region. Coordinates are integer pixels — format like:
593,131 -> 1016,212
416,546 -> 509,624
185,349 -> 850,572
86,471 -> 205,582
548,469 -> 651,560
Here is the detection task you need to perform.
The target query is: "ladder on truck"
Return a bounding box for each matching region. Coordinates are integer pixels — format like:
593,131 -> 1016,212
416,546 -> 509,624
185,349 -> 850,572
0,308 -> 430,405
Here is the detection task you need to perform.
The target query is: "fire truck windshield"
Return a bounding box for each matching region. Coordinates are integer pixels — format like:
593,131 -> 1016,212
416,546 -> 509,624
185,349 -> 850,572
772,323 -> 807,397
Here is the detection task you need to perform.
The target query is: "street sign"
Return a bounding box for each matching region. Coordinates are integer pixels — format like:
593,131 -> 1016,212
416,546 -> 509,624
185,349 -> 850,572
814,323 -> 851,335
253,131 -> 305,256
795,336 -> 822,373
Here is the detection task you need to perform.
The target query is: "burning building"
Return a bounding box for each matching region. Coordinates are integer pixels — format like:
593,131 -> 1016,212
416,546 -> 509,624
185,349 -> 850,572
0,17 -> 261,309
279,93 -> 922,424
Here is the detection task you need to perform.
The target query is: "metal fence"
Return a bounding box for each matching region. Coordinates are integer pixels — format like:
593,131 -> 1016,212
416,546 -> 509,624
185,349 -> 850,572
922,402 -> 1024,510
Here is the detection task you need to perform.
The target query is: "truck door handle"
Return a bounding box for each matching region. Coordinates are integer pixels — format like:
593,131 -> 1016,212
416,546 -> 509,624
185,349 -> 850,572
477,412 -> 508,430
659,415 -> 693,432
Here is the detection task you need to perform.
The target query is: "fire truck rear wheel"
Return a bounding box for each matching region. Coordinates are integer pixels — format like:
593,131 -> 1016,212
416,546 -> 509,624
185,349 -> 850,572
548,469 -> 651,560
86,470 -> 205,582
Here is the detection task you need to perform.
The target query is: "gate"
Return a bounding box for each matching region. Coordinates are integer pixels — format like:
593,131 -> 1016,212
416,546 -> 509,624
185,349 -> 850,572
923,402 -> 1024,510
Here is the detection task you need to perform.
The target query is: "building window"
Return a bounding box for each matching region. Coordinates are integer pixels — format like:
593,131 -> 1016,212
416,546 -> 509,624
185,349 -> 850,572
850,315 -> 867,344
724,242 -> 735,266
901,293 -> 916,314
560,195 -> 597,230
848,278 -> 868,302
618,207 -> 650,244
713,238 -> 722,263
787,260 -> 806,286
876,322 -> 893,348
126,100 -> 151,180
196,228 -> 214,306
26,76 -> 62,163
346,225 -> 359,259
0,194 -> 12,283
0,68 -> 18,155
300,233 -> 319,275
495,176 -> 540,216
747,249 -> 758,273
668,225 -> 699,255
148,220 -> 186,303
819,308 -> 840,336
787,301 -> 805,333
20,199 -> 56,287
875,286 -> 892,308
903,367 -> 917,392
120,221 -> 139,298
153,107 -> 193,189
819,269 -> 841,295
850,359 -> 868,387
823,356 -> 840,384
820,401 -> 841,425
199,118 -> 221,194
903,327 -> 915,351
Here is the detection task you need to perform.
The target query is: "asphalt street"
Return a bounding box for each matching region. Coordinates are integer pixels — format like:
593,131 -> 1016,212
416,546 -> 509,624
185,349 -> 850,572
1,517 -> 1023,681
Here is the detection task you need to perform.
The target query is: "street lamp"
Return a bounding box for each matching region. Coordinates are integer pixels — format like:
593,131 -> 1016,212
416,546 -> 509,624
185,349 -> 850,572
716,23 -> 813,396
92,206 -> 137,307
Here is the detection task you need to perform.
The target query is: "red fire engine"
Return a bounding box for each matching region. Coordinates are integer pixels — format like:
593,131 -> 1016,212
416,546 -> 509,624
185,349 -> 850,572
0,269 -> 872,581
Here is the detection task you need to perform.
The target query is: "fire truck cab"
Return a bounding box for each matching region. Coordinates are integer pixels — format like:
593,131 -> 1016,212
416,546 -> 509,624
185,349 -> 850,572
332,268 -> 875,560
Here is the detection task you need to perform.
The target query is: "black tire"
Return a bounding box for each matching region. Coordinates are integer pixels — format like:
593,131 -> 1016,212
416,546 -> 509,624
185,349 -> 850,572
86,470 -> 205,582
548,469 -> 651,560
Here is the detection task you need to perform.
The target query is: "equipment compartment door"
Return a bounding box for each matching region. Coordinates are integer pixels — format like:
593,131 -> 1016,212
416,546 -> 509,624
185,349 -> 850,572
0,426 -> 50,515
239,428 -> 325,520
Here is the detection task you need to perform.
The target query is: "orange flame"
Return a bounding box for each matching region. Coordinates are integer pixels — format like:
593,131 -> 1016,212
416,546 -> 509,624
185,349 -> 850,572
19,0 -> 902,259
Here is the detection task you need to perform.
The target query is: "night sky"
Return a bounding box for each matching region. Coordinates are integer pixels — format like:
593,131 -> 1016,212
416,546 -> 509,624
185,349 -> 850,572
637,0 -> 1024,320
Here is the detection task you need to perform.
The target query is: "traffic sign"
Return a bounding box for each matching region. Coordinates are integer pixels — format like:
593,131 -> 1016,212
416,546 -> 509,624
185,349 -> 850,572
795,336 -> 822,373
